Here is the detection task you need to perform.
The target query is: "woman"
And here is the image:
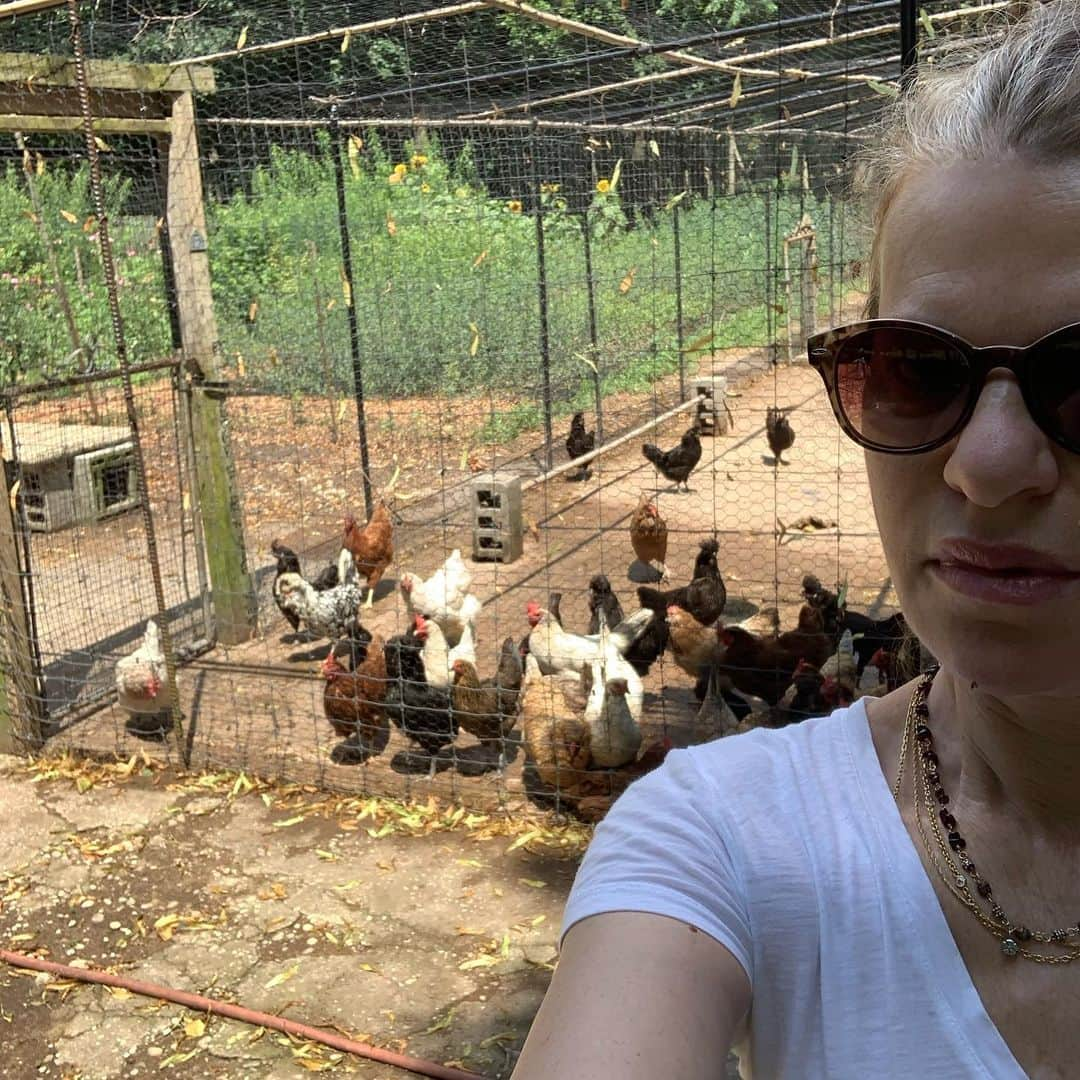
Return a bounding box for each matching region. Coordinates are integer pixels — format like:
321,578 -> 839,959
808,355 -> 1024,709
512,5 -> 1080,1078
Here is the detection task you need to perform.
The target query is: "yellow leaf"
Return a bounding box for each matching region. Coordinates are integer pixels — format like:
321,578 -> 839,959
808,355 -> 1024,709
236,355 -> 246,379
619,266 -> 637,294
315,849 -> 338,862
326,298 -> 336,311
648,139 -> 660,158
347,134 -> 361,180
610,157 -> 623,191
60,210 -> 79,225
93,135 -> 112,152
341,270 -> 352,308
184,1018 -> 206,1039
247,300 -> 258,322
506,829 -> 540,853
518,878 -> 548,889
341,29 -> 351,53
236,24 -> 248,49
264,964 -> 299,989
468,322 -> 480,358
154,914 -> 179,941
273,815 -> 305,828
386,213 -> 397,237
159,1049 -> 199,1069
459,955 -> 499,970
729,72 -> 742,109
358,962 -> 380,973
106,986 -> 134,1000
422,1008 -> 455,1034
500,931 -> 510,957
83,215 -> 96,232
35,152 -> 45,175
472,249 -> 488,269
336,400 -> 348,422
530,914 -> 547,926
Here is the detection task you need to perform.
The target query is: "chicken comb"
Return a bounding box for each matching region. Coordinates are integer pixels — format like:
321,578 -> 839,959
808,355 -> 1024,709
525,600 -> 540,613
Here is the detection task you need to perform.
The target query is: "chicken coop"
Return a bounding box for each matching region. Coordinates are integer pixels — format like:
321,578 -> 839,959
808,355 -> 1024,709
0,0 -> 994,813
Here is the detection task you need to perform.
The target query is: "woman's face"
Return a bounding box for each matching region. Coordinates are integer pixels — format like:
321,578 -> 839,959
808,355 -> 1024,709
870,156 -> 1080,695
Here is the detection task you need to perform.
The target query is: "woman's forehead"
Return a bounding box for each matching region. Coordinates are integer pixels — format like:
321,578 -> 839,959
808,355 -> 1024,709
878,157 -> 1080,345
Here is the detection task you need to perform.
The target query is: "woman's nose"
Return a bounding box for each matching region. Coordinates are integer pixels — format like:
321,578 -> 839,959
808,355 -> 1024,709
942,371 -> 1059,506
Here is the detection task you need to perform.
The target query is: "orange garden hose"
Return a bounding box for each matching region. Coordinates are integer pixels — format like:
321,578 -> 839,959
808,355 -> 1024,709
1,950 -> 486,1080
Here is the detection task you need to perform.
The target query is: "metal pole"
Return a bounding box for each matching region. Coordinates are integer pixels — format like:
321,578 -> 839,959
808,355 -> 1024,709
899,0 -> 919,80
529,118 -> 554,470
329,105 -> 373,519
580,214 -> 603,444
672,200 -> 686,401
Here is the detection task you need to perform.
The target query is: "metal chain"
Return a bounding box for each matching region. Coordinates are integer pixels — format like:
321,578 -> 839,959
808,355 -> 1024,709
66,0 -> 186,758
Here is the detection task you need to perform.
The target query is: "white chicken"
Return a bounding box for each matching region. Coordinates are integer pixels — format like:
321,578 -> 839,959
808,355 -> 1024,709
582,658 -> 642,768
414,614 -> 476,688
277,562 -> 363,641
820,629 -> 858,697
856,648 -> 890,699
115,620 -> 176,733
525,601 -> 651,678
399,549 -> 477,647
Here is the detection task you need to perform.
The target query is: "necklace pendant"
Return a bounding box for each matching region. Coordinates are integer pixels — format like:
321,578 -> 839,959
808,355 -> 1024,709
1001,938 -> 1020,958
955,873 -> 967,890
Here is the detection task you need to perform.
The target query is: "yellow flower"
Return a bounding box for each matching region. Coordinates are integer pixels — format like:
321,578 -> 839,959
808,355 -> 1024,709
410,153 -> 429,168
506,199 -> 523,213
388,171 -> 403,185
541,182 -> 560,194
393,163 -> 408,176
420,182 -> 432,193
596,178 -> 611,194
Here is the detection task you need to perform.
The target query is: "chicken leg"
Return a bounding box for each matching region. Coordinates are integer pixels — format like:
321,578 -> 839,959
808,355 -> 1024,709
364,587 -> 375,609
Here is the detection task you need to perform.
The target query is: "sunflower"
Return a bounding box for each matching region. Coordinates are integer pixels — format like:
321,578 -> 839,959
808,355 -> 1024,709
410,153 -> 429,168
540,182 -> 561,194
393,163 -> 408,176
506,199 -> 523,213
596,178 -> 611,194
420,182 -> 432,193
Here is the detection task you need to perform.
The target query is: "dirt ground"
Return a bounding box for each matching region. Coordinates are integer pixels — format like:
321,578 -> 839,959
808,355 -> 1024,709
0,753 -> 741,1080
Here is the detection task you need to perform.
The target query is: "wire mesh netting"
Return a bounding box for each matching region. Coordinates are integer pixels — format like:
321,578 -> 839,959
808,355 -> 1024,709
0,0 -> 997,814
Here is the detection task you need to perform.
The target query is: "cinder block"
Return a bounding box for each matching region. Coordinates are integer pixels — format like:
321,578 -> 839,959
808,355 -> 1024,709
470,472 -> 523,563
693,375 -> 730,436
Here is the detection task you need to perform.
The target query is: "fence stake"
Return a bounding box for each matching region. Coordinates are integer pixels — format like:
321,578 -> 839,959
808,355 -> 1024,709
672,199 -> 686,401
529,118 -> 555,470
329,106 -> 373,519
580,214 -> 603,444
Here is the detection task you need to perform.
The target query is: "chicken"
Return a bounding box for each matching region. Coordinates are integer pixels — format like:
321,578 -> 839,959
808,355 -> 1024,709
771,660 -> 830,727
399,548 -> 477,647
801,573 -> 843,636
565,411 -> 596,481
582,659 -> 642,768
716,605 -> 830,706
692,666 -> 742,740
525,601 -> 652,678
855,648 -> 890,699
450,638 -> 523,768
321,623 -> 389,763
766,406 -> 795,465
642,424 -> 702,492
270,540 -> 347,633
842,610 -> 908,675
383,628 -> 457,776
276,565 -> 362,642
637,538 -> 726,626
629,495 -> 668,579
115,619 -> 176,734
587,574 -> 624,635
820,629 -> 858,698
415,613 -> 476,688
621,610 -> 668,678
342,502 -> 395,609
666,604 -> 722,687
521,653 -> 592,790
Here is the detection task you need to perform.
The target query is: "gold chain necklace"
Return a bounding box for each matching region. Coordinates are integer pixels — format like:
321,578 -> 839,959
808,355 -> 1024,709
894,670 -> 1080,964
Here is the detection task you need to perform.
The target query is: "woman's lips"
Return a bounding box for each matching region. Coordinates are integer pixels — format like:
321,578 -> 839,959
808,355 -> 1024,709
930,560 -> 1080,606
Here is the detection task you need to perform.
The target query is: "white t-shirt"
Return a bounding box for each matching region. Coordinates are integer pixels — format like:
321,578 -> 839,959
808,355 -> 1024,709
561,699 -> 1028,1079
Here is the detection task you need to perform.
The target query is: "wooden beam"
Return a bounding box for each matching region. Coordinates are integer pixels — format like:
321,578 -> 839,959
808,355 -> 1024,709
0,464 -> 44,752
166,91 -> 256,646
174,1 -> 488,67
0,113 -> 171,134
0,0 -> 67,18
0,87 -> 170,119
0,50 -> 215,93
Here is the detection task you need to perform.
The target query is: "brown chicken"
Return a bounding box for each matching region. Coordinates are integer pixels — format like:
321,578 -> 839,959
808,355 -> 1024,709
320,623 -> 390,764
521,654 -> 591,791
629,494 -> 668,578
666,604 -> 721,680
450,637 -> 523,768
342,501 -> 394,609
716,605 -> 831,706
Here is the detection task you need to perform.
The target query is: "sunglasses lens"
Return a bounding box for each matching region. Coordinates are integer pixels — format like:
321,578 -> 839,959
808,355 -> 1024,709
1031,335 -> 1080,451
833,327 -> 971,449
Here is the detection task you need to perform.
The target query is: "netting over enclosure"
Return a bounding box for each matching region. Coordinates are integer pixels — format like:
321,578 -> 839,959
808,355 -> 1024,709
0,0 -> 1003,814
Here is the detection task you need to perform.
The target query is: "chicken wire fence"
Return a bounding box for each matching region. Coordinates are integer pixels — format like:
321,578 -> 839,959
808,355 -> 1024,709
0,0 -> 998,812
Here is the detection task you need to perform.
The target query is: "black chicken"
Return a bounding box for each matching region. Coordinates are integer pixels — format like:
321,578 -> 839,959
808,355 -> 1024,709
270,540 -> 342,633
621,611 -> 669,678
642,425 -> 702,492
771,660 -> 830,727
565,411 -> 596,481
587,574 -> 625,635
766,406 -> 795,466
637,538 -> 727,626
801,574 -> 908,674
383,627 -> 457,776
801,574 -> 843,637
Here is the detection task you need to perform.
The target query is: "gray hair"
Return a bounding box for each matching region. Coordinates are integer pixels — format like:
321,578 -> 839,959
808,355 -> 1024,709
853,1 -> 1080,317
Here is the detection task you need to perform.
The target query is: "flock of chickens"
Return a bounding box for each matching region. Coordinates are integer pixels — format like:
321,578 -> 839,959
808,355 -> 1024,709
114,404 -> 904,812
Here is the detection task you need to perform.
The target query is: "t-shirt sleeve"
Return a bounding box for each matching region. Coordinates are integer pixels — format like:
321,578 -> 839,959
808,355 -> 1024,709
559,745 -> 753,984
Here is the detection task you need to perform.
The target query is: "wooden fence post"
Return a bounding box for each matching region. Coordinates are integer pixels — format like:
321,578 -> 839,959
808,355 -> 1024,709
0,468 -> 44,753
166,91 -> 256,645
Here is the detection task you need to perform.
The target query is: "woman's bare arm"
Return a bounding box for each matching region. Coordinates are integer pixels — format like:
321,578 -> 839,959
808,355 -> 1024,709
512,911 -> 751,1079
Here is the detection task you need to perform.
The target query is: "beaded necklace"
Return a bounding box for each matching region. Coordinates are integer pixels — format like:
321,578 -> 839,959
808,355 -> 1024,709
893,669 -> 1080,964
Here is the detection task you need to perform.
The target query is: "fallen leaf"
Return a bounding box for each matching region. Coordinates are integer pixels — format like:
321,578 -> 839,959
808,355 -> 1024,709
341,29 -> 351,53
236,24 -> 248,49
183,1018 -> 206,1039
264,964 -> 299,989
518,878 -> 547,889
60,210 -> 78,224
729,72 -> 742,108
619,266 -> 637,294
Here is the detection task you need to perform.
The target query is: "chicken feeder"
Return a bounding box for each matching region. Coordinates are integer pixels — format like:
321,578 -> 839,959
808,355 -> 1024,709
470,472 -> 523,564
692,375 -> 731,436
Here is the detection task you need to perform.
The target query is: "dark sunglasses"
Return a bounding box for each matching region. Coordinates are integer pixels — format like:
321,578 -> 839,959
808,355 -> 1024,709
807,318 -> 1080,455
